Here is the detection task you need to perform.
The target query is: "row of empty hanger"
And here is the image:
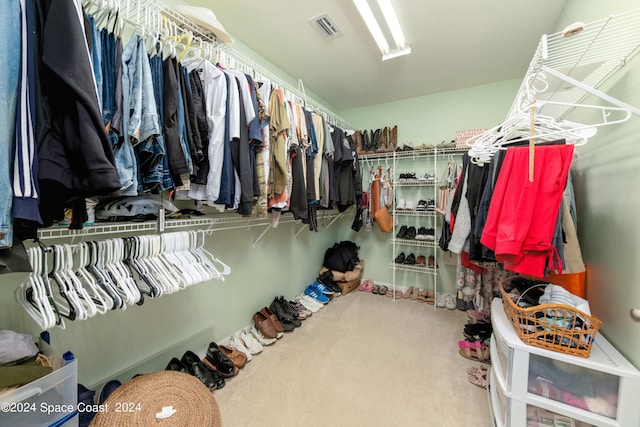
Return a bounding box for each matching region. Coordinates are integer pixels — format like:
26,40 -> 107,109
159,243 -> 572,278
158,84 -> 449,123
17,231 -> 230,330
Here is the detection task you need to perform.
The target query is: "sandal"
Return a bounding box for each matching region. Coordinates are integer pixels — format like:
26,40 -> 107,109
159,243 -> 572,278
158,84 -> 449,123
416,289 -> 427,303
425,290 -> 435,305
379,286 -> 388,296
359,279 -> 373,292
458,340 -> 491,364
385,287 -> 394,298
405,287 -> 414,300
372,285 -> 380,294
393,289 -> 403,299
467,370 -> 488,389
466,365 -> 488,376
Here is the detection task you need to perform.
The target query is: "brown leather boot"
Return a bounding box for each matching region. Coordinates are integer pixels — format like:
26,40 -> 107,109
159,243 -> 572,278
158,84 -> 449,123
370,129 -> 380,153
353,130 -> 364,154
390,125 -> 398,151
378,126 -> 389,152
362,130 -> 372,154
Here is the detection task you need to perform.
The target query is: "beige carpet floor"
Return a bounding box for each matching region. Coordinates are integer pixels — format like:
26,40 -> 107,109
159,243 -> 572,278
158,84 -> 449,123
214,290 -> 493,427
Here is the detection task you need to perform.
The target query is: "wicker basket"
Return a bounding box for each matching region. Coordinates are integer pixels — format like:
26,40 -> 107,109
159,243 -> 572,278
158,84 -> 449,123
500,276 -> 602,358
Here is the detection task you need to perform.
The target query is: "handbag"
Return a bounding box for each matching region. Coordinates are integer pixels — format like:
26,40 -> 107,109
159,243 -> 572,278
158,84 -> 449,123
374,205 -> 393,233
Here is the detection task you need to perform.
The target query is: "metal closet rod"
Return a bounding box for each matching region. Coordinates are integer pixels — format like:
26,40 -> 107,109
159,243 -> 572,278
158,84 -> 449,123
114,0 -> 350,129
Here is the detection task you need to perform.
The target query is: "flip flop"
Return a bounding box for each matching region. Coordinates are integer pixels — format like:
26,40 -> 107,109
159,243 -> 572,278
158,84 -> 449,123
385,287 -> 394,298
379,286 -> 388,296
416,289 -> 427,303
409,287 -> 419,301
372,285 -> 380,294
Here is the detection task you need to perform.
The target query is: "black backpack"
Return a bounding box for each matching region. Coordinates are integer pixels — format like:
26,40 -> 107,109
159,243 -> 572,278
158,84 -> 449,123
323,241 -> 360,272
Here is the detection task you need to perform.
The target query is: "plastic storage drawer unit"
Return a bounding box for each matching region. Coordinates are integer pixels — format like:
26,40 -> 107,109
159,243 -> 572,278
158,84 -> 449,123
0,343 -> 78,427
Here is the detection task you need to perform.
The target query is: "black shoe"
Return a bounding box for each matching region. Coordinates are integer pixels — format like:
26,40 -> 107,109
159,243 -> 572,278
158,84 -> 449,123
395,252 -> 406,264
269,300 -> 298,330
405,226 -> 417,239
425,228 -> 435,240
181,350 -> 217,391
404,253 -> 416,265
415,200 -> 428,211
205,364 -> 226,389
78,384 -> 97,427
166,357 -> 188,373
396,225 -> 408,239
278,296 -> 304,320
416,226 -> 428,240
204,342 -> 236,378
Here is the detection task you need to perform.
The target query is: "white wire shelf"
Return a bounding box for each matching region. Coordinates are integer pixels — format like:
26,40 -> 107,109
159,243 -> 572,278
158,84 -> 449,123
392,238 -> 437,248
359,146 -> 469,161
393,180 -> 437,187
508,8 -> 640,120
36,210 -> 347,240
390,263 -> 438,275
394,210 -> 436,217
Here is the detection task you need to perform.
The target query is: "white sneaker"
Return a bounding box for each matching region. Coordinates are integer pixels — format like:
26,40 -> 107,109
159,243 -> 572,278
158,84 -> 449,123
418,172 -> 436,182
228,334 -> 252,361
296,294 -> 322,312
251,326 -> 277,346
404,199 -> 415,210
239,328 -> 264,354
444,294 -> 457,310
303,294 -> 325,309
436,292 -> 446,308
396,199 -> 406,210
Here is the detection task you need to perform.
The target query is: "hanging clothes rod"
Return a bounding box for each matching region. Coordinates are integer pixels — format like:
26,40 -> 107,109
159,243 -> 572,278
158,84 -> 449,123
111,0 -> 350,129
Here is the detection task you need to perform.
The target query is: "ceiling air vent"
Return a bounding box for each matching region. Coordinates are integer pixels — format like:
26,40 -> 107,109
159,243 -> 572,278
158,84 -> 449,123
310,14 -> 343,38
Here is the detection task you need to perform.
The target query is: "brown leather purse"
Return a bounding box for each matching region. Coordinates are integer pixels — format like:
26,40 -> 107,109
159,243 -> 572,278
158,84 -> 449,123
374,205 -> 393,232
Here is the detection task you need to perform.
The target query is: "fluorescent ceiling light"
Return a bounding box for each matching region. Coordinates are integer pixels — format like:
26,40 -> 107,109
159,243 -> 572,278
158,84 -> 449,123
377,0 -> 406,48
353,0 -> 390,55
353,0 -> 410,60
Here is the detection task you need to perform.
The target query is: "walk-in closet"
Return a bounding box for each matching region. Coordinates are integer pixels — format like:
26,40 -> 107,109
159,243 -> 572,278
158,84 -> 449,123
2,1 -> 640,426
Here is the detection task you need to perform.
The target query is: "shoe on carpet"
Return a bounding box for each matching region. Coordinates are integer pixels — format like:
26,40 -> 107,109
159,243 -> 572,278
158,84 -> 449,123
311,280 -> 335,295
251,325 -> 277,346
97,379 -> 122,405
204,342 -> 236,378
219,344 -> 247,370
181,350 -> 219,391
238,329 -> 264,355
436,292 -> 446,308
260,307 -> 286,337
304,286 -> 330,304
252,310 -> 278,339
445,294 -> 457,310
166,357 -> 189,373
227,334 -> 253,361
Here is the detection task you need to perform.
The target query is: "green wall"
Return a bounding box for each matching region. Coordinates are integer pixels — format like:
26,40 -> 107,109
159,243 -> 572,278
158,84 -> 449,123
338,80 -> 521,296
551,0 -> 640,368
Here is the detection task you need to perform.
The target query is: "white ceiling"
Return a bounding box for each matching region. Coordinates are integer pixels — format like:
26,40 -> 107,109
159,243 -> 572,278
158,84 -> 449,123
186,0 -> 567,111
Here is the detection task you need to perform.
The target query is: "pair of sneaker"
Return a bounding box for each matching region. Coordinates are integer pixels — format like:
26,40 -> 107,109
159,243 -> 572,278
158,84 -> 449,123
396,225 -> 416,239
295,294 -> 324,312
415,199 -> 435,211
395,252 -> 416,265
396,199 -> 415,210
418,172 -> 436,182
436,292 -> 457,310
398,172 -> 417,181
415,227 -> 435,240
304,281 -> 334,304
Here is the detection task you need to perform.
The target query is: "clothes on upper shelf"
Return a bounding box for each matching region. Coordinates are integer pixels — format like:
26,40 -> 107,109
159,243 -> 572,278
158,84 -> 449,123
448,140 -> 585,278
0,0 -> 361,247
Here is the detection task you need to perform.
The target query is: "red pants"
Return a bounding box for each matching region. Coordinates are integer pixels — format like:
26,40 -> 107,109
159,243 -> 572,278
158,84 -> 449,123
480,145 -> 574,276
